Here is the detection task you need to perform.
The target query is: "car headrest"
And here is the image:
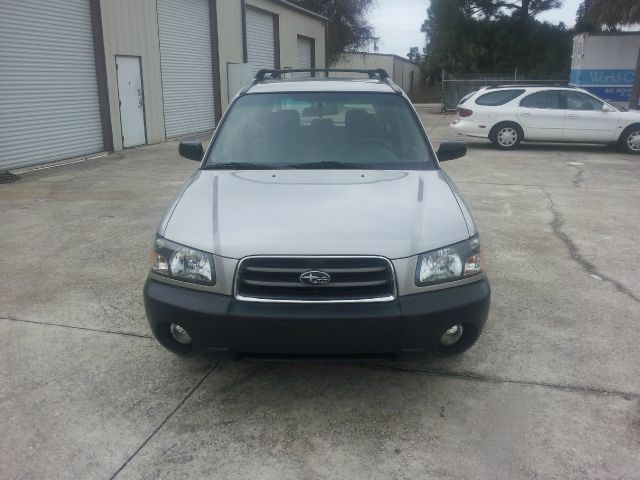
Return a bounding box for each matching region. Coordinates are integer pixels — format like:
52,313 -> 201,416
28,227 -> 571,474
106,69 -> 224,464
266,110 -> 300,133
345,109 -> 368,127
345,108 -> 377,134
310,118 -> 334,131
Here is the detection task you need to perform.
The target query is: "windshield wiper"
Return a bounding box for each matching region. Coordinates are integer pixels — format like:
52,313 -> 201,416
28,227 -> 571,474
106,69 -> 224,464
283,161 -> 370,169
204,162 -> 275,170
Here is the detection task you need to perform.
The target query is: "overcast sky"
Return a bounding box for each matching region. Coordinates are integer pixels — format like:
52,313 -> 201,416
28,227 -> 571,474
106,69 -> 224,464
368,0 -> 583,58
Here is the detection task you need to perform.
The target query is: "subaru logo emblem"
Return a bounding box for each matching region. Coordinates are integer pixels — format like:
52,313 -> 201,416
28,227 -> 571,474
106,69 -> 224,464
299,270 -> 331,286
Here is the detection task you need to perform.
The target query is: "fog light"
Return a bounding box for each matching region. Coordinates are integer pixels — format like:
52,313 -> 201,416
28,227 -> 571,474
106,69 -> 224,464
440,324 -> 463,346
170,323 -> 192,345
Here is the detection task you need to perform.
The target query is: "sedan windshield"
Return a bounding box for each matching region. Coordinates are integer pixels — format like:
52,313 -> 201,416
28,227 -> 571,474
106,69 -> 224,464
205,92 -> 434,169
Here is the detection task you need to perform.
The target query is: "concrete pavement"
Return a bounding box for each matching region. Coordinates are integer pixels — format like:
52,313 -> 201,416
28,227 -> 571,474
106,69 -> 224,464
1,106 -> 639,479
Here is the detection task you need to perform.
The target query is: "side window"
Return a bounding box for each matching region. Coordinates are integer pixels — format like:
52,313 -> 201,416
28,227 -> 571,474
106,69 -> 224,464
475,89 -> 525,106
564,91 -> 603,111
459,91 -> 477,105
520,91 -> 561,109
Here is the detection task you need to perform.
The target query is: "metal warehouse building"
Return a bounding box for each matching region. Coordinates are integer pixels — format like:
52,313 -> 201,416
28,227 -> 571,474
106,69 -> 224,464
0,0 -> 326,170
331,53 -> 421,95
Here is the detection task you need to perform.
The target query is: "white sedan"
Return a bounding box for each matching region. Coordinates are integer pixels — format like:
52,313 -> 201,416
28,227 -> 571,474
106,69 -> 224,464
450,86 -> 640,153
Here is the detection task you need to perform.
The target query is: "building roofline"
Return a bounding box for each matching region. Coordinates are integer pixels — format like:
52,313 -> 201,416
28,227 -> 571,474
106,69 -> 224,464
575,31 -> 640,38
338,52 -> 419,66
256,0 -> 328,22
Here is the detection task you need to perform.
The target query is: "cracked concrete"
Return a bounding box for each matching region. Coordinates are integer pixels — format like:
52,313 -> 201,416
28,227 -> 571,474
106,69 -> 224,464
109,362 -> 220,479
1,107 -> 639,479
542,187 -> 639,304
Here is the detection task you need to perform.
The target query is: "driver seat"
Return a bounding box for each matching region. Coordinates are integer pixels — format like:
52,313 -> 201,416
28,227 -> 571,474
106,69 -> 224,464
345,109 -> 379,140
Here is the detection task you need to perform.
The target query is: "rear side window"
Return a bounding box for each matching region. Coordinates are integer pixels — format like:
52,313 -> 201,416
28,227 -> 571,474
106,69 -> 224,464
520,91 -> 562,109
458,91 -> 477,105
475,89 -> 525,106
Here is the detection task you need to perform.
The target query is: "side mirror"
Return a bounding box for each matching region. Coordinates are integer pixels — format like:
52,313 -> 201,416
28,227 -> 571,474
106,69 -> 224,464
437,141 -> 467,161
602,104 -> 615,113
179,141 -> 204,161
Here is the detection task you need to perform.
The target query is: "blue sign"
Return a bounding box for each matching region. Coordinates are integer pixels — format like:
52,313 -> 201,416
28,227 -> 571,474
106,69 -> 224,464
577,86 -> 632,103
569,69 -> 635,87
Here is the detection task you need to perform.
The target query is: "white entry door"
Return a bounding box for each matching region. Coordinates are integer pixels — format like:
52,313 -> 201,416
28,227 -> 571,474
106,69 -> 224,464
227,63 -> 253,100
116,56 -> 146,147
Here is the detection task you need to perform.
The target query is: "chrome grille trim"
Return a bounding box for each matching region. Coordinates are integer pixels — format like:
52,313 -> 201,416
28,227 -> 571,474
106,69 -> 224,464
234,255 -> 397,303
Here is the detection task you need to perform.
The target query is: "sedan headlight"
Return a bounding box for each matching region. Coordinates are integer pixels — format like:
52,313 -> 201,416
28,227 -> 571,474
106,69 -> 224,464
415,235 -> 482,286
150,236 -> 215,285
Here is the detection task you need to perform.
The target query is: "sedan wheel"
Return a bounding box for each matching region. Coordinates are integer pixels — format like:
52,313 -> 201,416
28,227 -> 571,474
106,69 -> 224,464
491,123 -> 522,150
626,129 -> 640,153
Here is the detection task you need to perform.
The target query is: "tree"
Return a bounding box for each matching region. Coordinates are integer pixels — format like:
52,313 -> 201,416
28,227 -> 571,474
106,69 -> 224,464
508,0 -> 563,21
290,0 -> 378,64
420,0 -> 570,82
574,1 -> 597,33
464,0 -> 562,20
407,47 -> 422,62
586,0 -> 640,29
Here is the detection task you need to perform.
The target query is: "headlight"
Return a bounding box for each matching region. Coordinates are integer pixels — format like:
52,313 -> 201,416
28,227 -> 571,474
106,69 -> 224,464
415,235 -> 482,286
150,236 -> 215,285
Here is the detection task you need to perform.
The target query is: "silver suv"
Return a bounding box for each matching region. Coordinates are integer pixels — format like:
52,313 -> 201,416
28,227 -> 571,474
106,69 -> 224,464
144,69 -> 491,360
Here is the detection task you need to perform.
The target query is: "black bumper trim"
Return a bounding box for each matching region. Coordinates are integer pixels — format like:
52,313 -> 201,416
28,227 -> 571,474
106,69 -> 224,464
143,277 -> 491,360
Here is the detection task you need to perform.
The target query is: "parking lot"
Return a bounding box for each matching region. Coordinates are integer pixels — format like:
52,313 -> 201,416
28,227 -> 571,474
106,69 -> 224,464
1,105 -> 639,479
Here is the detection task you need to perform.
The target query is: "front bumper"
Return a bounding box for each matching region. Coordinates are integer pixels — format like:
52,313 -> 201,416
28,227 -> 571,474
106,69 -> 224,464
144,277 -> 491,360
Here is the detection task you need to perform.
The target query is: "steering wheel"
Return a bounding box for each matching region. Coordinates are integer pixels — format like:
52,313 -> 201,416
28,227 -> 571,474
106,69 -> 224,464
342,138 -> 395,156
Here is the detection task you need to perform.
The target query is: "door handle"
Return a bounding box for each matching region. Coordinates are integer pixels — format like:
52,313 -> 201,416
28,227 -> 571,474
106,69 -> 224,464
568,114 -> 581,119
520,112 -> 531,117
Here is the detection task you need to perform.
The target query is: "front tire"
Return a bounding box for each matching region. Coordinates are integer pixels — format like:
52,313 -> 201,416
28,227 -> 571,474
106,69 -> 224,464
490,122 -> 522,150
619,125 -> 640,154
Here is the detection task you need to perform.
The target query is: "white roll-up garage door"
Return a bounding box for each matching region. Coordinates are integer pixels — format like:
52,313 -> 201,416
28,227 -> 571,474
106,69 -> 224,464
246,8 -> 275,76
157,0 -> 216,138
296,36 -> 312,77
0,0 -> 103,170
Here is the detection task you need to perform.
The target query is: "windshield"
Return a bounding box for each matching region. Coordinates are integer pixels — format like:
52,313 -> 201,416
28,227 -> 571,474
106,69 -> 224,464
205,92 -> 434,169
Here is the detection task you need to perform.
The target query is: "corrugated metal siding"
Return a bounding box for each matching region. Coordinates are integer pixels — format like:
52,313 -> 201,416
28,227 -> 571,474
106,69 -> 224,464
296,36 -> 312,77
157,0 -> 215,137
0,0 -> 103,169
246,8 -> 275,75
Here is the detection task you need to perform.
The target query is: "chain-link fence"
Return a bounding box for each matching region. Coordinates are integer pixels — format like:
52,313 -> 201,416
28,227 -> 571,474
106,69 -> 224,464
441,70 -> 568,111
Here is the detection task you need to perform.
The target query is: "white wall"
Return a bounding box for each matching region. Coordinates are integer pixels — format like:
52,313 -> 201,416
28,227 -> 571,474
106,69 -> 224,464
572,33 -> 640,70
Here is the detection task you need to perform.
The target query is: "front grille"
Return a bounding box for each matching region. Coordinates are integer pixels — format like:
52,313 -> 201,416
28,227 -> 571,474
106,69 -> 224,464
235,256 -> 396,303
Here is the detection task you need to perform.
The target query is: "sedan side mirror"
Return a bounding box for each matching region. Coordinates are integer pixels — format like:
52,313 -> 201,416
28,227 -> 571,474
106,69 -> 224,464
179,141 -> 204,161
437,141 -> 467,161
602,104 -> 615,113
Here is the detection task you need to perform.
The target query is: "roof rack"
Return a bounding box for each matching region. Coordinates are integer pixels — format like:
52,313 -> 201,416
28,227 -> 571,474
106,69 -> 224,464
255,68 -> 390,81
239,68 -> 402,94
485,83 -> 572,89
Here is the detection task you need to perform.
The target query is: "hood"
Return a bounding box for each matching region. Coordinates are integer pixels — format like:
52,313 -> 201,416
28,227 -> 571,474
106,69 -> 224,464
161,169 -> 470,259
